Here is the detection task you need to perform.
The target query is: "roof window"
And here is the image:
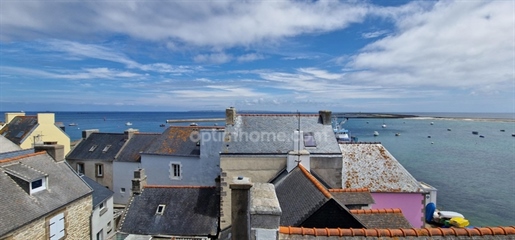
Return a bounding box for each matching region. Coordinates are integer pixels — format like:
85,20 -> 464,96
156,204 -> 166,215
15,131 -> 25,138
89,145 -> 98,152
303,132 -> 317,147
102,145 -> 112,153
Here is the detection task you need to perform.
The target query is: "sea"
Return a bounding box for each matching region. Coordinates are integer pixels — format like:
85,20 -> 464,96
2,111 -> 514,227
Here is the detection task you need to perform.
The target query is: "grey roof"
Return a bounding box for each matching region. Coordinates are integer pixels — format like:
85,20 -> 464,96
66,132 -> 127,161
119,186 -> 219,237
0,149 -> 34,160
81,175 -> 114,208
0,116 -> 38,145
272,166 -> 331,226
0,135 -> 22,153
0,151 -> 92,237
223,114 -> 341,155
350,209 -> 413,228
340,143 -> 424,192
330,189 -> 375,206
143,126 -> 222,156
116,133 -> 159,162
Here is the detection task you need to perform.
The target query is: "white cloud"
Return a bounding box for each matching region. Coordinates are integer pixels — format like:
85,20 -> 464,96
193,53 -> 232,64
237,53 -> 265,63
361,30 -> 389,39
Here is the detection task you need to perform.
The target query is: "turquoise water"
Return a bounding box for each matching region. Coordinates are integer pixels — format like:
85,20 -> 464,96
3,111 -> 514,226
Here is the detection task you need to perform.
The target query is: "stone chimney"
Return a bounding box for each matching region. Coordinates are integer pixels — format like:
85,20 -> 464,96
82,129 -> 99,139
250,183 -> 281,240
124,128 -> 139,140
318,110 -> 332,125
226,107 -> 236,126
230,176 -> 252,240
131,168 -> 147,195
35,143 -> 65,162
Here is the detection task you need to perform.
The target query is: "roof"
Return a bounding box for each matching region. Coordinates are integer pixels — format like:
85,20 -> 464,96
0,135 -> 22,153
329,188 -> 375,206
80,175 -> 114,208
143,126 -> 222,156
0,151 -> 92,237
0,116 -> 38,145
272,164 -> 363,228
0,149 -> 34,160
66,132 -> 127,161
340,143 -> 424,192
223,114 -> 341,155
116,133 -> 159,162
118,185 -> 219,237
350,209 -> 412,229
279,226 -> 515,239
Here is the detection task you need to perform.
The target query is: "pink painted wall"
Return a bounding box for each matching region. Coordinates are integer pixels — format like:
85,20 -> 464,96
371,192 -> 424,228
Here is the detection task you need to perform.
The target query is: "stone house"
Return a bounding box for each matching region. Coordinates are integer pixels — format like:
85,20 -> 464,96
0,113 -> 71,155
0,144 -> 92,240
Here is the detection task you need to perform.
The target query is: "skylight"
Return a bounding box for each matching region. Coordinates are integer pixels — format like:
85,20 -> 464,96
102,145 -> 112,153
89,145 -> 98,152
303,132 -> 317,147
156,204 -> 166,215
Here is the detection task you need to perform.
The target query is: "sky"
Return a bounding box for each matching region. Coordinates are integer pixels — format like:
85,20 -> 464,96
0,0 -> 514,113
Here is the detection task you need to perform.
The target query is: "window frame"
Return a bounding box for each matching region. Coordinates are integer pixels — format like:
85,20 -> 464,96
169,162 -> 182,180
156,204 -> 166,215
76,162 -> 85,174
95,164 -> 104,178
30,177 -> 47,194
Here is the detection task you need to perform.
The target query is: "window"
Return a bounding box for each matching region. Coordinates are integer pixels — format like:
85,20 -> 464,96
99,200 -> 107,216
89,145 -> 98,152
15,131 -> 25,138
76,163 -> 84,174
156,204 -> 166,215
102,145 -> 111,153
49,213 -> 65,240
96,229 -> 103,240
169,162 -> 181,180
120,188 -> 126,193
303,132 -> 317,147
95,164 -> 103,177
99,201 -> 105,210
31,178 -> 46,194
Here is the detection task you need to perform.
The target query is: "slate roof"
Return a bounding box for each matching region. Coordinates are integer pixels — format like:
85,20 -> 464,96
0,149 -> 33,160
272,164 -> 363,228
116,133 -> 159,162
0,116 -> 38,145
0,151 -> 92,237
119,185 -> 219,237
80,175 -> 114,208
329,188 -> 375,206
66,132 -> 127,161
350,209 -> 413,229
143,126 -> 223,156
340,143 -> 424,192
0,135 -> 22,153
223,114 -> 341,155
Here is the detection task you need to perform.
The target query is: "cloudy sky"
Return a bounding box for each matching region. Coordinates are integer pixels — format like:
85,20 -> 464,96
0,0 -> 513,112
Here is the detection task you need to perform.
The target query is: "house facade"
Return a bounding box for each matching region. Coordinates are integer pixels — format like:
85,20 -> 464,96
0,145 -> 92,239
81,175 -> 115,240
0,113 -> 71,155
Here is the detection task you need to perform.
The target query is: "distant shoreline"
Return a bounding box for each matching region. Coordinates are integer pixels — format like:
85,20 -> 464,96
333,113 -> 515,122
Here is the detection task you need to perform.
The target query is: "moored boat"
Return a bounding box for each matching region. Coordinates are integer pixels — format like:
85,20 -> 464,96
472,131 -> 478,135
126,122 -> 133,126
373,131 -> 379,136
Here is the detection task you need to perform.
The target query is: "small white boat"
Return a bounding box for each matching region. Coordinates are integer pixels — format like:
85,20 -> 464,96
373,131 -> 379,136
125,122 -> 133,126
430,122 -> 434,125
68,123 -> 78,126
395,133 -> 400,136
447,128 -> 451,131
382,124 -> 386,128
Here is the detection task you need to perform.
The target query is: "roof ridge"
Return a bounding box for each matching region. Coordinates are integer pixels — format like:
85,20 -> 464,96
279,226 -> 515,237
329,188 -> 370,193
144,185 -> 215,189
0,151 -> 46,164
298,164 -> 332,199
240,114 -> 318,117
350,208 -> 402,214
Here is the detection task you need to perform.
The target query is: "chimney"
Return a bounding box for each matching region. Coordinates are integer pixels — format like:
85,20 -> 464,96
37,113 -> 55,125
35,143 -> 65,162
124,128 -> 139,140
226,107 -> 236,126
82,129 -> 99,139
250,183 -> 281,240
5,112 -> 25,124
230,176 -> 252,240
318,110 -> 332,125
131,168 -> 147,195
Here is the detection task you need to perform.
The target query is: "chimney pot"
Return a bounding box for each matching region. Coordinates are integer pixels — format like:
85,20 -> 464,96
319,110 -> 332,125
34,144 -> 65,162
226,107 -> 236,126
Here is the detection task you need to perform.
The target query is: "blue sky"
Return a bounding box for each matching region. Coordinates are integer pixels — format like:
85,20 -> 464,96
0,0 -> 513,112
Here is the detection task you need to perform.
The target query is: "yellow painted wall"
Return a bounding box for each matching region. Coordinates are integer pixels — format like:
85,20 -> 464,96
18,113 -> 71,155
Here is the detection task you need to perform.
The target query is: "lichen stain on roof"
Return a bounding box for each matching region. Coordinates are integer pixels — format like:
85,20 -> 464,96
340,143 -> 423,193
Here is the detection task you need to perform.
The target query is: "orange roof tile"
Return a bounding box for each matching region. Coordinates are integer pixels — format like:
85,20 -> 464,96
0,151 -> 45,164
350,209 -> 402,214
279,226 -> 515,237
298,164 -> 332,199
329,188 -> 369,193
144,185 -> 215,189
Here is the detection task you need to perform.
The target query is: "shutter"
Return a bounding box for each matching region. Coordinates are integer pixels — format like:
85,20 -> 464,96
49,213 -> 65,240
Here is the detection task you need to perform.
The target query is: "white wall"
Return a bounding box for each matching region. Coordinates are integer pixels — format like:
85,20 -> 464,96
112,161 -> 140,205
91,196 -> 114,240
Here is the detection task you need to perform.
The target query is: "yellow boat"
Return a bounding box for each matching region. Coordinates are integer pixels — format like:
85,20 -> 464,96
450,217 -> 469,228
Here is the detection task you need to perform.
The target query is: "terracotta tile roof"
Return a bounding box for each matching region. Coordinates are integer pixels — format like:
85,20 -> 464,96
298,164 -> 332,198
329,188 -> 369,193
144,185 -> 215,189
279,226 -> 515,238
350,209 -> 402,214
349,209 -> 412,229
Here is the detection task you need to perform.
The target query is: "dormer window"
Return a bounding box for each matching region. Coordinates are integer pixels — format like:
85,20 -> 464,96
156,204 -> 166,215
30,177 -> 47,194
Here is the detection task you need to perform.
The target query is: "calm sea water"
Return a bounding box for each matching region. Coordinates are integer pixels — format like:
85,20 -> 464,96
3,111 -> 514,226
